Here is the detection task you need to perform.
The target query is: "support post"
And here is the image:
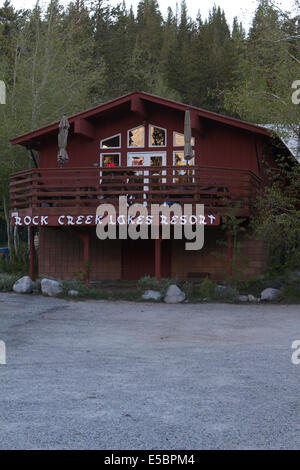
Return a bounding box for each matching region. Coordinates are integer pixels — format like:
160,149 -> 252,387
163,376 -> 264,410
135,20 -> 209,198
227,229 -> 232,286
155,238 -> 162,283
29,226 -> 35,281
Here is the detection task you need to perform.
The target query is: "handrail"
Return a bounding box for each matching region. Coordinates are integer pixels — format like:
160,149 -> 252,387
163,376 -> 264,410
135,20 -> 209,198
10,165 -> 261,215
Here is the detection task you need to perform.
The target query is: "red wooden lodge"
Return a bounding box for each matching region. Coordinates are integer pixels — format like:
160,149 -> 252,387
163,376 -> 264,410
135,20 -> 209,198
9,91 -> 291,283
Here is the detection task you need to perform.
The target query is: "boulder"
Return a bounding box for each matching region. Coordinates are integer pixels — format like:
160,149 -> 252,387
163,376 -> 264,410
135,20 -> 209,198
248,294 -> 258,302
238,295 -> 248,302
142,290 -> 161,301
260,287 -> 281,301
13,276 -> 34,294
164,284 -> 185,303
68,290 -> 79,297
41,278 -> 63,297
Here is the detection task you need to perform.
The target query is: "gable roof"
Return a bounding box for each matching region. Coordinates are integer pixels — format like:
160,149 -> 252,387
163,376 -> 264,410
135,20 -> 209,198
10,90 -> 271,147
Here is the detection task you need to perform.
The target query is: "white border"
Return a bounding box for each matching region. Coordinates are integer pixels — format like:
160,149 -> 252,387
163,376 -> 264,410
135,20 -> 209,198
100,133 -> 121,149
173,131 -> 195,147
127,125 -> 145,148
100,152 -> 121,167
127,151 -> 167,166
149,124 -> 167,147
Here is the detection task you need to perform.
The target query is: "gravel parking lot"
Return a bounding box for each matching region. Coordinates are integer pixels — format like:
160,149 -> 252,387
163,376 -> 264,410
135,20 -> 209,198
0,292 -> 299,449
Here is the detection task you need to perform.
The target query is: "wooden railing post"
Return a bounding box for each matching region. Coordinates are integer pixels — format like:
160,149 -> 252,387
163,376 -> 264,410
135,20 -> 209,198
29,225 -> 35,281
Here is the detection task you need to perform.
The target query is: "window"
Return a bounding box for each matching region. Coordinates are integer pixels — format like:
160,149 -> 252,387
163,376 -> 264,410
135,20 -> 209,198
100,134 -> 121,149
173,151 -> 195,183
128,125 -> 145,147
173,132 -> 195,147
149,125 -> 166,146
101,153 -> 120,167
174,151 -> 195,166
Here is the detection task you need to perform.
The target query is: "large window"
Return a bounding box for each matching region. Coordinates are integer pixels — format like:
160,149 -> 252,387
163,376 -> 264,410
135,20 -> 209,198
100,134 -> 121,149
173,151 -> 195,183
128,125 -> 145,147
149,125 -> 166,147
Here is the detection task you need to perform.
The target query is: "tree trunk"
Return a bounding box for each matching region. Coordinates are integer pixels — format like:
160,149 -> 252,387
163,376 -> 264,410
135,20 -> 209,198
2,184 -> 12,254
13,225 -> 19,256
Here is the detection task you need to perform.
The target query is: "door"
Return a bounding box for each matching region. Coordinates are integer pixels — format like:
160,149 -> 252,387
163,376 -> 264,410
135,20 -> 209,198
127,151 -> 166,204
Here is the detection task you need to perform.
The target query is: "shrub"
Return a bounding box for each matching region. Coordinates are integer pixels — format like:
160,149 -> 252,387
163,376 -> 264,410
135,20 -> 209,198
138,276 -> 160,291
280,280 -> 300,303
198,277 -> 216,299
138,276 -> 180,296
0,273 -> 19,291
0,243 -> 29,275
213,284 -> 239,301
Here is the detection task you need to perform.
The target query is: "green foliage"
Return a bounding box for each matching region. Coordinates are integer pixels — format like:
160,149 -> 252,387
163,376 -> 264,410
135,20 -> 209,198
0,272 -> 18,291
234,277 -> 274,297
281,280 -> 300,303
224,0 -> 300,130
252,155 -> 300,278
138,276 -> 180,296
58,278 -> 141,301
213,285 -> 239,301
198,277 -> 216,299
0,242 -> 29,275
73,260 -> 91,283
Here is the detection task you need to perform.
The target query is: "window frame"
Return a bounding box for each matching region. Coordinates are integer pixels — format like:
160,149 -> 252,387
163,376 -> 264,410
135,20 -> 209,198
173,131 -> 195,147
100,152 -> 121,167
100,133 -> 121,149
148,124 -> 167,148
127,125 -> 145,148
173,150 -> 195,166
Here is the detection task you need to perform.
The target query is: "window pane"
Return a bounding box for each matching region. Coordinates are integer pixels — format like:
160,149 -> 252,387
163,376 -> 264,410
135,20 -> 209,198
174,132 -> 195,146
101,135 -> 120,148
175,152 -> 196,166
174,152 -> 194,183
150,156 -> 162,166
102,154 -> 119,167
132,156 -> 144,166
150,125 -> 166,146
128,126 -> 144,147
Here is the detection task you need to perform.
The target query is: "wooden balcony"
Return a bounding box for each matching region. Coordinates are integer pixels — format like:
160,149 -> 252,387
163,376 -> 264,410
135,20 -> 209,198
10,165 -> 261,221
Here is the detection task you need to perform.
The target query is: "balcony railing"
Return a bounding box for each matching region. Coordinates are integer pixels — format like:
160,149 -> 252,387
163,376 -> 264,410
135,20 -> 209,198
10,165 -> 261,216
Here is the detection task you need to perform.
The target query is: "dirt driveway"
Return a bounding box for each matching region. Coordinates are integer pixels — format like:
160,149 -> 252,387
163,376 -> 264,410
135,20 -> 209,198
0,293 -> 299,449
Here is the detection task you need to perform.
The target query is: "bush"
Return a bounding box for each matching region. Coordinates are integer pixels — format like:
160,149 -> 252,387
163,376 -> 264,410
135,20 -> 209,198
0,243 -> 29,275
138,276 -> 180,296
0,273 -> 19,291
213,284 -> 239,301
280,280 -> 300,303
198,277 -> 216,299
